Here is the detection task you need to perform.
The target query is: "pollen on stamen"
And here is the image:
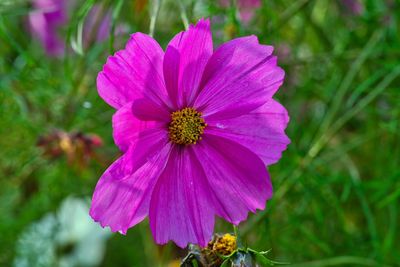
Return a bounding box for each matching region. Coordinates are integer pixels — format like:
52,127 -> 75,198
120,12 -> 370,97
168,107 -> 207,145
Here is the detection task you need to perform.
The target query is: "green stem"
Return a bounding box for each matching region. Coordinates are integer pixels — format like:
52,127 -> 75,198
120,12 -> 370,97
149,0 -> 162,37
233,225 -> 242,248
177,0 -> 189,30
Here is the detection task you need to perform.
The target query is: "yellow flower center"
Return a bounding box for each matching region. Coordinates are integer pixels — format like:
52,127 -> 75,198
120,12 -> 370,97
212,234 -> 237,256
168,107 -> 206,145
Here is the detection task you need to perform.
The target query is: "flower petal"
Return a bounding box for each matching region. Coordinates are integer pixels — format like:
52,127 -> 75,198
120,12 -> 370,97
149,146 -> 214,248
89,131 -> 171,234
193,134 -> 273,224
163,18 -> 213,109
97,32 -> 170,110
112,101 -> 168,152
205,99 -> 290,165
29,0 -> 67,57
194,36 -> 284,119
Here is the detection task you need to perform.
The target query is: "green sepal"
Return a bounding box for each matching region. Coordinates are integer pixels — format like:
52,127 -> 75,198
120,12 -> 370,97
217,249 -> 237,260
220,258 -> 231,267
248,248 -> 272,256
248,248 -> 290,266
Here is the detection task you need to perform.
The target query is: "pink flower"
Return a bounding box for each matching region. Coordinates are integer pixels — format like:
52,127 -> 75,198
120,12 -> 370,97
90,18 -> 290,248
29,0 -> 112,56
220,0 -> 261,23
82,5 -> 113,45
29,0 -> 67,56
341,0 -> 364,15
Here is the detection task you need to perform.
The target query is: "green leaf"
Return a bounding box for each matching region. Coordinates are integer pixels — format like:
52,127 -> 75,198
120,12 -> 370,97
191,259 -> 199,267
253,252 -> 275,267
220,258 -> 231,267
248,248 -> 272,256
250,249 -> 290,266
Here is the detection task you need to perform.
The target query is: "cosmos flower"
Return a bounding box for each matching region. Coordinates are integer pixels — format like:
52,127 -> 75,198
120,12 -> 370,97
28,0 -> 112,56
90,18 -> 290,248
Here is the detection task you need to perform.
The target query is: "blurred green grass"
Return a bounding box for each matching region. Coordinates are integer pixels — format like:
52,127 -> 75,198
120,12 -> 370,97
1,0 -> 399,266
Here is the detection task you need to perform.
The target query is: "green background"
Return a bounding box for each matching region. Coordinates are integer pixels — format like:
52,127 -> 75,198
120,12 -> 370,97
1,0 -> 399,266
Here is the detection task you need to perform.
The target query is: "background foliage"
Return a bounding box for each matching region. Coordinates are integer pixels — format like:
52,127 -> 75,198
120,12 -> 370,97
0,0 -> 399,266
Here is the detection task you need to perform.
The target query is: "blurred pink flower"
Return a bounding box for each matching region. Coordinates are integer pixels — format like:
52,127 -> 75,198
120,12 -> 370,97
29,0 -> 112,56
29,0 -> 67,56
220,0 -> 261,23
37,130 -> 103,167
341,0 -> 364,15
276,43 -> 292,64
83,5 -> 112,45
90,18 -> 290,248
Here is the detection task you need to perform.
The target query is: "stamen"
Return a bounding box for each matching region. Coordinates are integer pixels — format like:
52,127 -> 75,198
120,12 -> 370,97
168,107 -> 206,145
211,233 -> 237,256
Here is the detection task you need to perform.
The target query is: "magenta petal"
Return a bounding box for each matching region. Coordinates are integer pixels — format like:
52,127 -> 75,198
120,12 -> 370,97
112,101 -> 167,152
149,146 -> 214,248
194,36 -> 284,119
97,32 -> 170,110
205,99 -> 290,166
163,18 -> 213,109
89,133 -> 171,234
193,134 -> 273,224
131,98 -> 171,122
